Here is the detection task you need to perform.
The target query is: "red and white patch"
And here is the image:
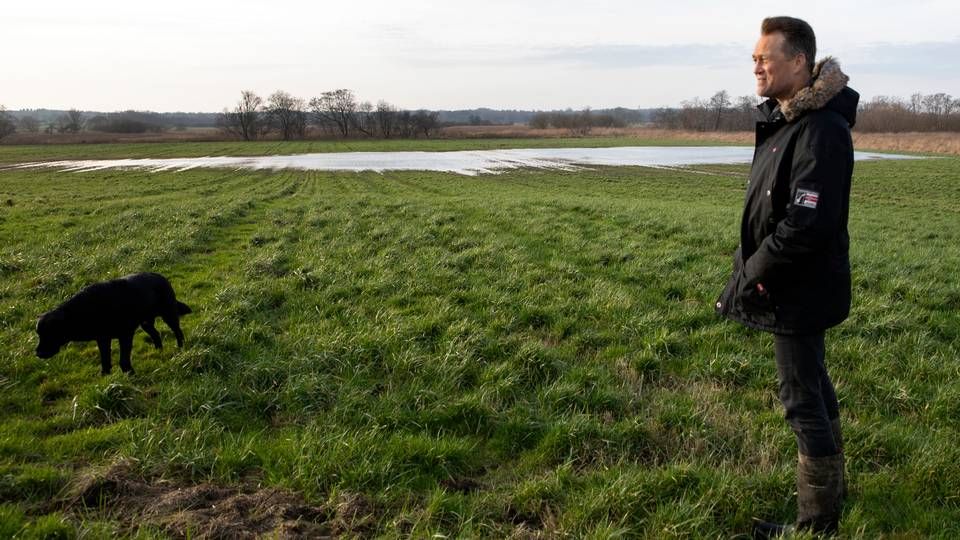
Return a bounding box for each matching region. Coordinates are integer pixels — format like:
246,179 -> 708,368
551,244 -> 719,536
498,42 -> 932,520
794,189 -> 820,209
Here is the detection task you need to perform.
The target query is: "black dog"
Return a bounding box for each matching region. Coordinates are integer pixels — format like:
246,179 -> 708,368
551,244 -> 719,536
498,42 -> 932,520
36,272 -> 191,374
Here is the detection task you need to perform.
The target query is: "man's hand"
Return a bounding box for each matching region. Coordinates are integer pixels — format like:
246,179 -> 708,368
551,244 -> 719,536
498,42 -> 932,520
756,282 -> 768,296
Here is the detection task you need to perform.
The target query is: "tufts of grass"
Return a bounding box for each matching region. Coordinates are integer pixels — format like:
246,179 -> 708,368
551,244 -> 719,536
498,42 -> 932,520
0,504 -> 28,538
0,465 -> 68,503
0,149 -> 957,536
72,379 -> 147,425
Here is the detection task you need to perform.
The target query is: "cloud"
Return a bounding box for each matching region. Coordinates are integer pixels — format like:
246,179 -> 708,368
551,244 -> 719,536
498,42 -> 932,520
381,39 -> 751,71
533,43 -> 749,69
842,39 -> 960,77
392,38 -> 960,79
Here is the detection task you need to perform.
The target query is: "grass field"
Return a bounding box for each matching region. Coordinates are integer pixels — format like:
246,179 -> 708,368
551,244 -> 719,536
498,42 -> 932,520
0,141 -> 958,537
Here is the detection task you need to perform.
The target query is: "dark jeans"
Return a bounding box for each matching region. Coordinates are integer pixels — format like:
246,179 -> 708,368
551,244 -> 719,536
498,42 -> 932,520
774,332 -> 840,457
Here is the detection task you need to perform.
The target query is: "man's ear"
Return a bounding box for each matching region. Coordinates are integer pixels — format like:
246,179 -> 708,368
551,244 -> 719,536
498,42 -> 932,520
794,53 -> 808,75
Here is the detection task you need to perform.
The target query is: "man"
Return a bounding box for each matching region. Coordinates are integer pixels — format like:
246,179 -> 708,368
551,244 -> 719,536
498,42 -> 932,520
715,16 -> 859,537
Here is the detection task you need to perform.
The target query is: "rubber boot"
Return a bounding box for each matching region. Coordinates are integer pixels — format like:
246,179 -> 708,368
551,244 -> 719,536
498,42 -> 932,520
752,453 -> 844,539
830,417 -> 847,501
795,453 -> 844,534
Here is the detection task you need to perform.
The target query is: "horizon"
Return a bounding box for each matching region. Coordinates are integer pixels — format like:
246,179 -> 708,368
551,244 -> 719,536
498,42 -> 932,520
4,1 -> 959,113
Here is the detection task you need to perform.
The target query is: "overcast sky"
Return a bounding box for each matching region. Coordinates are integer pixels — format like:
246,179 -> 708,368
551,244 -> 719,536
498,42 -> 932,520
4,0 -> 959,112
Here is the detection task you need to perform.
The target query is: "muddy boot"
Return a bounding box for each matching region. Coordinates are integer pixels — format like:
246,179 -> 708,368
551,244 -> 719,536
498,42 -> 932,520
796,453 -> 844,535
830,417 -> 847,501
753,453 -> 844,538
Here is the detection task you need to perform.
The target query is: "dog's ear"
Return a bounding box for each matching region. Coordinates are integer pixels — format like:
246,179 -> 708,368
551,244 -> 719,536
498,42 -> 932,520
37,310 -> 65,330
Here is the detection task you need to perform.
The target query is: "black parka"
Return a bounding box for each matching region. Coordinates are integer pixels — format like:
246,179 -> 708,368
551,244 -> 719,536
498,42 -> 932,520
716,58 -> 859,335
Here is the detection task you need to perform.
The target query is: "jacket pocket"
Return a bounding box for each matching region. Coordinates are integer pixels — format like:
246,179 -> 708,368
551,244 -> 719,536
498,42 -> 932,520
737,278 -> 775,313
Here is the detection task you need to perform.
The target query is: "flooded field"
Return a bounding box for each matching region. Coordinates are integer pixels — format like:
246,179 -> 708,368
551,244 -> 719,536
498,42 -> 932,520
8,146 -> 917,175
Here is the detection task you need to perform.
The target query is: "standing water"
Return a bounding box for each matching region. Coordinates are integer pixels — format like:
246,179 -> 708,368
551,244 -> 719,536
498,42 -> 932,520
7,146 -> 918,176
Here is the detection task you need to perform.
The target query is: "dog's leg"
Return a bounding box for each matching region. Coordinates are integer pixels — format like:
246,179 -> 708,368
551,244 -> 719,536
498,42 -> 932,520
97,338 -> 112,375
161,312 -> 185,348
118,331 -> 135,374
141,320 -> 163,349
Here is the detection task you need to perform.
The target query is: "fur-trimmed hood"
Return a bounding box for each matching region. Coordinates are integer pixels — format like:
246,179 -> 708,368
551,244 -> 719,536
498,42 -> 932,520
779,57 -> 858,126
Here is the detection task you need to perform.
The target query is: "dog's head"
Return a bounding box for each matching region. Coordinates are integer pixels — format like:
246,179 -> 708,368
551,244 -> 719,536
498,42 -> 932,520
36,311 -> 68,359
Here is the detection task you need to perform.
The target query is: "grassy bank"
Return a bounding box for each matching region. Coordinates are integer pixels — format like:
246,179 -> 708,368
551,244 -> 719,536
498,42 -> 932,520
0,152 -> 958,537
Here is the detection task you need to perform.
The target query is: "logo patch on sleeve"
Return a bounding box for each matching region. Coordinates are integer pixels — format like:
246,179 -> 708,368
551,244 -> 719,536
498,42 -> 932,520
794,189 -> 820,209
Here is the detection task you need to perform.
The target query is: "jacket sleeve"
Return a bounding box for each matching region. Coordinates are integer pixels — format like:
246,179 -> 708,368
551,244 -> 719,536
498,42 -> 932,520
743,118 -> 852,287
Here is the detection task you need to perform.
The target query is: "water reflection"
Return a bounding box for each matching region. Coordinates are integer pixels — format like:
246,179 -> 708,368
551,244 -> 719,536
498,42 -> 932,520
10,146 -> 917,176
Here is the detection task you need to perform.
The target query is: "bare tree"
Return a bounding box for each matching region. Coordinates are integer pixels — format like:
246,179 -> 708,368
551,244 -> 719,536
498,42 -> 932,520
266,90 -> 307,140
529,112 -> 551,129
575,108 -> 594,135
0,106 -> 16,140
57,109 -> 85,133
17,115 -> 40,133
395,110 -> 416,138
549,109 -> 592,135
309,89 -> 358,138
218,90 -> 267,141
909,92 -> 924,115
412,109 -> 440,137
728,95 -> 759,130
652,108 -> 681,129
353,101 -> 375,137
679,98 -> 712,131
857,96 -> 916,132
374,100 -> 397,138
922,93 -> 951,116
922,93 -> 955,130
709,90 -> 731,131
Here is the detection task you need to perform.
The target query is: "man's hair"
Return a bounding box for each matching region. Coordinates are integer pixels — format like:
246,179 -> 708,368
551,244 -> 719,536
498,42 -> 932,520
761,16 -> 816,73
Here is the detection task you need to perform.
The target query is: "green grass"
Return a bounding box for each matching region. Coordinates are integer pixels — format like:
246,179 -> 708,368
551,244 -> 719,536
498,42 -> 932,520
0,136 -> 752,165
0,141 -> 958,537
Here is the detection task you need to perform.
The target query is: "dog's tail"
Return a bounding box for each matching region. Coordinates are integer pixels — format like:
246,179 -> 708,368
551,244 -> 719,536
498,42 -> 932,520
177,301 -> 192,315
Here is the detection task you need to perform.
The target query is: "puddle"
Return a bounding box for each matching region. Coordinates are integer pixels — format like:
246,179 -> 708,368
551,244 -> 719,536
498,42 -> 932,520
8,146 -> 918,176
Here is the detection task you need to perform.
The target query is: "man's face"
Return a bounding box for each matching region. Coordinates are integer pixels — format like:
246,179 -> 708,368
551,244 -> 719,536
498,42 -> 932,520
752,32 -> 805,101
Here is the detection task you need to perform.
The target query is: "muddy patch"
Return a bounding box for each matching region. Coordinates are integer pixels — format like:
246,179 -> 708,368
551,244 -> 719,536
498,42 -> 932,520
62,462 -> 374,538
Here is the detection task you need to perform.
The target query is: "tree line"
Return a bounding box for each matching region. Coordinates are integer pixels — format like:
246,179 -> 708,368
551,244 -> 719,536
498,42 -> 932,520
217,89 -> 441,141
653,91 -> 762,131
3,90 -> 959,142
651,90 -> 960,132
0,106 -> 14,140
0,108 -> 175,136
0,109 -> 223,139
855,93 -> 960,132
0,107 -> 87,138
527,109 -> 628,135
